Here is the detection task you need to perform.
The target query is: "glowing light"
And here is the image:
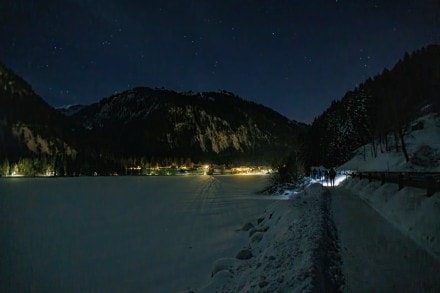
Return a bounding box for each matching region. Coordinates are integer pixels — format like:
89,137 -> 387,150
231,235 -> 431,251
231,166 -> 271,175
128,166 -> 142,170
320,175 -> 348,187
45,170 -> 55,176
10,171 -> 24,177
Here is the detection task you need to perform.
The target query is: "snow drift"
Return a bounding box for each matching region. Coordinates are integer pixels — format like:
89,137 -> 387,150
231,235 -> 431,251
337,113 -> 440,260
340,178 -> 440,261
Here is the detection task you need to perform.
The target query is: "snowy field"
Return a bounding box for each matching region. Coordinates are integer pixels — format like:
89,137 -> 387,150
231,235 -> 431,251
0,175 -> 274,292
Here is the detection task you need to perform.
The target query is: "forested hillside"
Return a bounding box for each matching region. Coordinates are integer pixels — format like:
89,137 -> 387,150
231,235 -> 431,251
72,88 -> 307,165
0,62 -> 117,175
306,45 -> 440,168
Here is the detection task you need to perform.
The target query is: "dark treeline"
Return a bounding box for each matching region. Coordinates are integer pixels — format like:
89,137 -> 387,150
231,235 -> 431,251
305,44 -> 440,169
0,154 -> 198,177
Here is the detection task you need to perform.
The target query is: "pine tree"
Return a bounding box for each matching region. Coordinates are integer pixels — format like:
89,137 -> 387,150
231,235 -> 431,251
1,158 -> 10,176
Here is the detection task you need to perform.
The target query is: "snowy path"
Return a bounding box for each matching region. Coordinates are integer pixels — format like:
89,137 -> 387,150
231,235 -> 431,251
331,187 -> 440,292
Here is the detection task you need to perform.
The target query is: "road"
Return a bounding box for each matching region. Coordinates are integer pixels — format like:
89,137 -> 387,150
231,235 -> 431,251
331,187 -> 440,292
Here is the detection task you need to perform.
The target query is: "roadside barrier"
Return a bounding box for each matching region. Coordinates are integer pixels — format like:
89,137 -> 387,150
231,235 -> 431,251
351,172 -> 440,197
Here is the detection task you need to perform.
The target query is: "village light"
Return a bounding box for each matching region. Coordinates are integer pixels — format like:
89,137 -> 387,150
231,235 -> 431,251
10,171 -> 24,177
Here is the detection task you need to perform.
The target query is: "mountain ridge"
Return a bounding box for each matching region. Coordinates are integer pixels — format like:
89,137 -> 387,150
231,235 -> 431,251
0,62 -> 79,160
2,43 -> 439,176
0,63 -> 306,174
72,87 -> 307,164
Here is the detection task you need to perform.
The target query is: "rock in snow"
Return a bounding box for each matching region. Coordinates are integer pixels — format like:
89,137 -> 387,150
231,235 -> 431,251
235,248 -> 253,260
241,222 -> 254,231
211,258 -> 239,277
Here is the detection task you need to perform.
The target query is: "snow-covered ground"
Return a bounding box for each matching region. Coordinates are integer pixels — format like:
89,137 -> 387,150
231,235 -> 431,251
194,175 -> 440,292
193,113 -> 440,291
2,114 -> 439,292
340,113 -> 440,172
196,184 -> 344,292
0,176 -> 273,292
337,113 -> 440,260
331,112 -> 440,290
332,186 -> 440,291
340,178 -> 440,261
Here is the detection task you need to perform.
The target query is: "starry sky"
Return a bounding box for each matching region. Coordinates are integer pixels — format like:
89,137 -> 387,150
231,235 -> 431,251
1,0 -> 439,123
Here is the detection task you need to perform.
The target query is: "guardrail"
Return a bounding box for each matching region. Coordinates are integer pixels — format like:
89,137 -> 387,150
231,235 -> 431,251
350,171 -> 440,197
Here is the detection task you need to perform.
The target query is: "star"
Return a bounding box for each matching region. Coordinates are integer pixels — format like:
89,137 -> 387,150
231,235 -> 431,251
1,0 -> 437,124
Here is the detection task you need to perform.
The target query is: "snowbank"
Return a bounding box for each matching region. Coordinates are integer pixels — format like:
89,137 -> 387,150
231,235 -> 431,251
194,184 -> 344,292
337,113 -> 440,261
340,177 -> 440,261
340,113 -> 440,172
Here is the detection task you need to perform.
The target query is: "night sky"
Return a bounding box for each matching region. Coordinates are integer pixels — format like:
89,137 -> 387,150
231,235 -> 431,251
1,1 -> 439,123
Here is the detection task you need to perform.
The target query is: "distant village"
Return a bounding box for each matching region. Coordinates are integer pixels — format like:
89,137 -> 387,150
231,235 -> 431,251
0,157 -> 274,177
124,164 -> 273,176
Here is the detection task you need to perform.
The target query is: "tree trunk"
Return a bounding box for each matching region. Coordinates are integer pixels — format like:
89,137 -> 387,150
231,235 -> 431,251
385,134 -> 389,152
379,134 -> 385,153
371,139 -> 377,158
398,127 -> 409,162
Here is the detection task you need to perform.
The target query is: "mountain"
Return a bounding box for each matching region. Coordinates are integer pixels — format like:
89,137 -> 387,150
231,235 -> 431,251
1,61 -> 306,175
0,62 -> 76,159
0,62 -> 111,176
306,44 -> 440,168
72,88 -> 307,164
57,104 -> 85,116
3,44 -> 438,175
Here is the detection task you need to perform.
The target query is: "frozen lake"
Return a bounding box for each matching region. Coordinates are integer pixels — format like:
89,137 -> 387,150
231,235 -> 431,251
0,175 -> 273,292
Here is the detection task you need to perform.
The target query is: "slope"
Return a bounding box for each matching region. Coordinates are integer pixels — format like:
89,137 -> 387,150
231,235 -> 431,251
0,61 -> 77,159
306,44 -> 440,168
340,113 -> 440,172
0,61 -> 108,175
73,88 -> 307,164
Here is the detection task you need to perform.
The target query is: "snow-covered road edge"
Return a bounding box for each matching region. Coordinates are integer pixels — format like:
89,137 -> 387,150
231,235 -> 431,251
193,184 -> 344,292
340,178 -> 440,261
